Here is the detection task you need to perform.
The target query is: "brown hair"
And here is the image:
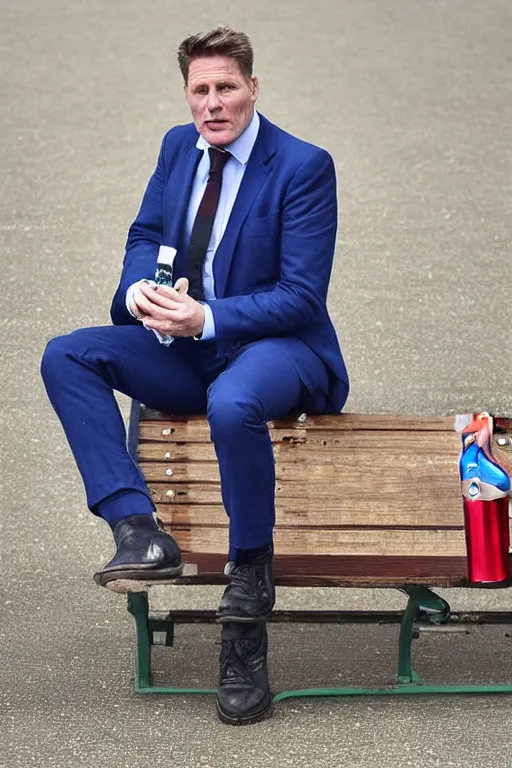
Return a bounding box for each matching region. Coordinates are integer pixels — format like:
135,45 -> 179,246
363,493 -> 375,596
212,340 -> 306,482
177,25 -> 254,83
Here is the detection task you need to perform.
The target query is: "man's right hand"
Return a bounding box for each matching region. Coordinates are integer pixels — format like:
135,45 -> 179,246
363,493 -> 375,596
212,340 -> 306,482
129,280 -> 154,320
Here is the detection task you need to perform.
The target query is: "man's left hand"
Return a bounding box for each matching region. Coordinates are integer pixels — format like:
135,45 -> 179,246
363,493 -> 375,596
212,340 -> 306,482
138,281 -> 205,338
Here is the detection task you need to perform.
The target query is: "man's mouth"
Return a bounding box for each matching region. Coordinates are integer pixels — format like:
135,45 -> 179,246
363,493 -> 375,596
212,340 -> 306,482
205,119 -> 229,129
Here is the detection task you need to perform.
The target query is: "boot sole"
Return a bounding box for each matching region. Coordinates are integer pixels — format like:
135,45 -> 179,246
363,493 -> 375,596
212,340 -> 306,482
93,562 -> 184,587
216,694 -> 273,725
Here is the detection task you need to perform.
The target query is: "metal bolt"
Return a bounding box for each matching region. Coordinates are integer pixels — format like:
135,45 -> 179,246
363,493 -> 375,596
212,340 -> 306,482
297,413 -> 307,424
497,438 -> 508,446
164,451 -> 173,459
165,468 -> 173,477
166,490 -> 175,498
162,427 -> 171,436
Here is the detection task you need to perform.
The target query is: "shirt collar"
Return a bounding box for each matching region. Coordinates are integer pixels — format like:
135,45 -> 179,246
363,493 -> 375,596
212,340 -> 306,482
195,110 -> 260,165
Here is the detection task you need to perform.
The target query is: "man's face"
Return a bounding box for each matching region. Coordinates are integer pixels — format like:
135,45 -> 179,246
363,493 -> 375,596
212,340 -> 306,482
185,55 -> 259,147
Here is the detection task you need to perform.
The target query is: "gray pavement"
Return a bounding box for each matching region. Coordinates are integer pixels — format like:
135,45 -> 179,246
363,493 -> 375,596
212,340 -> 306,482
1,0 -> 512,766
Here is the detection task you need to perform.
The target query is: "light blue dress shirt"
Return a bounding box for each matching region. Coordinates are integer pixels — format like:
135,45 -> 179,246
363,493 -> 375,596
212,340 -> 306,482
126,110 -> 260,345
127,111 -> 261,343
187,110 -> 260,339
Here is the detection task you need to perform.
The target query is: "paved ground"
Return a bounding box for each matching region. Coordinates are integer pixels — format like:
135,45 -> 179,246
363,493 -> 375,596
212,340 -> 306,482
1,0 -> 512,766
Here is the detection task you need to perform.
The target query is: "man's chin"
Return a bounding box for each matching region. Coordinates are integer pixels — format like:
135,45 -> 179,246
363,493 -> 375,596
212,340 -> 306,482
202,123 -> 233,146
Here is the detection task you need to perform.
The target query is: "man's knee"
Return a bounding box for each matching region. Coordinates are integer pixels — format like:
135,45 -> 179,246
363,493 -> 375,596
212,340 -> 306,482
41,329 -> 94,385
207,382 -> 264,438
41,333 -> 74,382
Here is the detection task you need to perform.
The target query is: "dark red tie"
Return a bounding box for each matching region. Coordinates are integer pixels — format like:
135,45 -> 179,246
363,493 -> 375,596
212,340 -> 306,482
186,147 -> 230,300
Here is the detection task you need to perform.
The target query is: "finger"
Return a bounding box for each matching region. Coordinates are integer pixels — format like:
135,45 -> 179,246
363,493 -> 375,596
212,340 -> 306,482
130,298 -> 147,320
139,281 -> 162,300
151,286 -> 188,308
174,277 -> 189,294
142,317 -> 178,335
134,286 -> 162,316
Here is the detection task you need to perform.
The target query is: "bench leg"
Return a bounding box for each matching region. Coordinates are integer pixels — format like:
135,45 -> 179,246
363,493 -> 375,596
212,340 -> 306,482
127,592 -> 152,691
397,595 -> 421,684
397,586 -> 451,685
126,592 -> 216,695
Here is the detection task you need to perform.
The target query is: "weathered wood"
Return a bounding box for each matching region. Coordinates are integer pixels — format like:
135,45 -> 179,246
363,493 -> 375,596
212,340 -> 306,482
139,421 -> 305,443
155,502 -> 464,528
170,526 -> 466,557
141,457 -> 459,483
131,410 -> 491,586
176,553 -> 471,587
150,472 -> 461,515
140,409 -> 461,432
137,430 -> 461,462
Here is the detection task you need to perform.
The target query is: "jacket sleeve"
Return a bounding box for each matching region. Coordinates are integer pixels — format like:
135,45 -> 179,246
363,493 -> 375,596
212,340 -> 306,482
110,131 -> 172,325
208,148 -> 338,342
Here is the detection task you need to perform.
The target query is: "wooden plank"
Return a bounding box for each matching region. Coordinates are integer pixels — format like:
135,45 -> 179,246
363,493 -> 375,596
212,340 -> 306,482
147,468 -> 461,500
149,483 -> 221,504
271,414 -> 460,432
168,526 -> 466,557
149,480 -> 463,522
137,430 -> 461,462
177,553 -> 470,586
139,409 -> 462,432
141,454 -> 459,484
155,502 -> 465,528
103,557 -> 471,589
138,442 -> 217,462
139,421 -> 305,443
142,462 -> 220,483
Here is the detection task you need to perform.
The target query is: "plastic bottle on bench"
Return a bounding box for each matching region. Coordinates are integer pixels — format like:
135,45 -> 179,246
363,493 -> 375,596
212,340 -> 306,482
459,412 -> 511,583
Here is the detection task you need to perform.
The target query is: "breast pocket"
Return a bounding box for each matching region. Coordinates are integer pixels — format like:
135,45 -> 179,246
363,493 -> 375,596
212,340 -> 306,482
243,213 -> 281,239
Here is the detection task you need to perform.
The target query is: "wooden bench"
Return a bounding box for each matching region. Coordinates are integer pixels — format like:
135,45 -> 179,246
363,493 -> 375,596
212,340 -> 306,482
108,403 -> 512,701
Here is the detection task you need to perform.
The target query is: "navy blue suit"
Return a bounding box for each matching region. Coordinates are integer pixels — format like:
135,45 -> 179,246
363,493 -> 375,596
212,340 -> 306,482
42,113 -> 349,557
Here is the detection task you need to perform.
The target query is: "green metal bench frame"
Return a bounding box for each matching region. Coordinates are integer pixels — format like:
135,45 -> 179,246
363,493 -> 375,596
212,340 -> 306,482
125,585 -> 512,702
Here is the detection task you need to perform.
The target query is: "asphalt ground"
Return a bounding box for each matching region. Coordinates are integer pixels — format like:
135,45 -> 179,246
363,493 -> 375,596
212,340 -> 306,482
1,0 -> 512,766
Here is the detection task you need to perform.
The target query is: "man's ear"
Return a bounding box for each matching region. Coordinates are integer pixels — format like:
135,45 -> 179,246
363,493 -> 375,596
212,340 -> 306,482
250,76 -> 259,102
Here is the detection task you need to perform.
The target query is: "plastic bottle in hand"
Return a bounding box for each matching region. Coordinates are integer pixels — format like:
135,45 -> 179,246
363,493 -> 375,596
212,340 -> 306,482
153,246 -> 189,345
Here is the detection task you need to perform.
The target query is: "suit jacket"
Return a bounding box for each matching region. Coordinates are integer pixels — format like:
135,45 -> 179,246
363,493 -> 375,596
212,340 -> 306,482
110,113 -> 349,412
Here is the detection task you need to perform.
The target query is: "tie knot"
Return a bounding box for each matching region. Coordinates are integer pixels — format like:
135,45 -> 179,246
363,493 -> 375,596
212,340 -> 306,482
208,147 -> 230,176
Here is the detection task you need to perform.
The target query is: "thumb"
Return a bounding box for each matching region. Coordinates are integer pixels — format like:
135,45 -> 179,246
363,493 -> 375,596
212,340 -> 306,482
174,277 -> 189,295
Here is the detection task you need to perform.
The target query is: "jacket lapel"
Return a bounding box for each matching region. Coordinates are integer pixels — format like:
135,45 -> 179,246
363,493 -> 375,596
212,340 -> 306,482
213,115 -> 277,298
165,143 -> 202,250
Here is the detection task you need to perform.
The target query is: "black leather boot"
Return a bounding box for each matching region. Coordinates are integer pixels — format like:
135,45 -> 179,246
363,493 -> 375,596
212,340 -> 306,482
216,621 -> 272,725
216,551 -> 275,623
93,514 -> 183,587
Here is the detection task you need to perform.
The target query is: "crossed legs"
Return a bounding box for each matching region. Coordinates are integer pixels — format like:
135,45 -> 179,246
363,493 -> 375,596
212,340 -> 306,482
41,325 -> 312,723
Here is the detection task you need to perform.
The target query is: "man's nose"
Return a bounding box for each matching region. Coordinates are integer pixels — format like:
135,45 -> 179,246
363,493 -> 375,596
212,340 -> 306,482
206,90 -> 221,112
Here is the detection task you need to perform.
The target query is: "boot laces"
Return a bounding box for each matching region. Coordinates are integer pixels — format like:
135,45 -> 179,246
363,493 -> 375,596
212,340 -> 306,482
219,638 -> 257,687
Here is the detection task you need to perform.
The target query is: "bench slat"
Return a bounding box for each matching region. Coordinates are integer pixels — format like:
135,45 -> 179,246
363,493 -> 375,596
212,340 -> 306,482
140,409 -> 461,432
155,502 -> 464,528
172,526 -> 466,557
173,553 -> 468,587
137,430 -> 461,462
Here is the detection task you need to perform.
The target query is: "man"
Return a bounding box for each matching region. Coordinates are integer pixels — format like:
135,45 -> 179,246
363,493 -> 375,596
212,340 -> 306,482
41,25 -> 349,725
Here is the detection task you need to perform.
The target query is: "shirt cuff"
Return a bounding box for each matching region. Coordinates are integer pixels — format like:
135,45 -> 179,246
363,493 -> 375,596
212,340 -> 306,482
125,281 -> 142,318
199,303 -> 216,341
149,328 -> 175,346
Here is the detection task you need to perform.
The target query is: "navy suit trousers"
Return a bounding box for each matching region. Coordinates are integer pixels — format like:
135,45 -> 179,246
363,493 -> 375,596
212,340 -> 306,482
41,326 -> 329,555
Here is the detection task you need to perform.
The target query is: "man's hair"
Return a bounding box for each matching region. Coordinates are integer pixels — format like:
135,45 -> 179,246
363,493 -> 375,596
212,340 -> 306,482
177,25 -> 254,83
